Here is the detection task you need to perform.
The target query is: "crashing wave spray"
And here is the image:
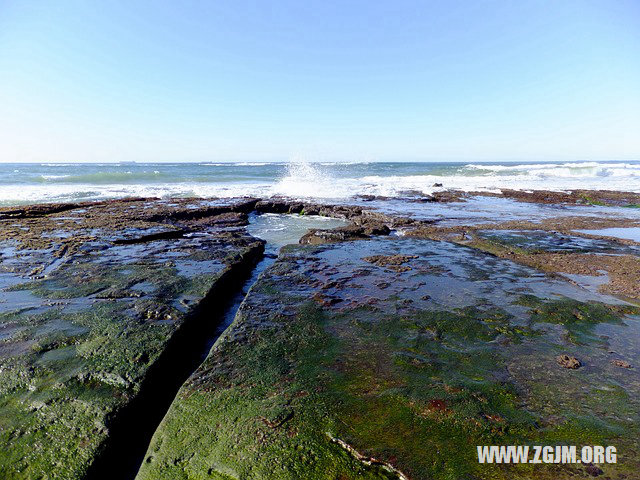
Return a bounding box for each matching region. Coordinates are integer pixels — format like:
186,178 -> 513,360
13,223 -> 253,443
271,158 -> 358,199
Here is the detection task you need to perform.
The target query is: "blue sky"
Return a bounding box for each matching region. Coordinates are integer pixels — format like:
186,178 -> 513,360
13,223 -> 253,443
1,0 -> 639,163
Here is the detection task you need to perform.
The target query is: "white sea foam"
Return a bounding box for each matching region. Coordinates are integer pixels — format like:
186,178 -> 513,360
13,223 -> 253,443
40,175 -> 71,180
318,161 -> 373,166
463,162 -> 640,178
235,162 -> 276,166
0,182 -> 273,206
2,161 -> 639,205
269,161 -> 640,199
200,162 -> 283,167
270,162 -> 362,198
355,173 -> 638,196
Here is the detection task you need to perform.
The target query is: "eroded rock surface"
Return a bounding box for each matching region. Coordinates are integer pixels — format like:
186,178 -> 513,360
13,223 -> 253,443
0,198 -> 264,479
3,193 -> 640,480
138,237 -> 640,480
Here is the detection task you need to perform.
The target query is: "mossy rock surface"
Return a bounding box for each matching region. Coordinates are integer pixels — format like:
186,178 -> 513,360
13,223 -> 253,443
0,198 -> 264,479
138,238 -> 640,480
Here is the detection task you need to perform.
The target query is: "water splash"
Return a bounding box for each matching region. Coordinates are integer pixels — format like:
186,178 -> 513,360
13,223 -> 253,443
271,160 -> 357,199
2,161 -> 640,206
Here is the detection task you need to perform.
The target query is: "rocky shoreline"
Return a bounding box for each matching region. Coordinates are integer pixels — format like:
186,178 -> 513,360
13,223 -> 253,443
1,191 -> 639,479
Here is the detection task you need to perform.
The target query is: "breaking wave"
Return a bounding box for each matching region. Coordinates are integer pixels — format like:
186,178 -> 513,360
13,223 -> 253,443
1,160 -> 639,205
36,170 -> 166,184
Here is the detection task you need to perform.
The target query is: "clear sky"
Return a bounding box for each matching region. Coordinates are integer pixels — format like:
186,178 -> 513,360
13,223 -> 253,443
1,0 -> 639,163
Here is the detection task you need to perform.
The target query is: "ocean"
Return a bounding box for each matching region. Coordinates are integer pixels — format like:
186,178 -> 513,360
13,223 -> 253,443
1,160 -> 639,206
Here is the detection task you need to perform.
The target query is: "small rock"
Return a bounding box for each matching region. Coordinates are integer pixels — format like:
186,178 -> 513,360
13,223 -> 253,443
612,359 -> 632,369
362,223 -> 391,236
312,293 -> 343,307
556,354 -> 582,369
299,226 -> 368,245
428,399 -> 448,412
585,463 -> 603,476
362,254 -> 418,269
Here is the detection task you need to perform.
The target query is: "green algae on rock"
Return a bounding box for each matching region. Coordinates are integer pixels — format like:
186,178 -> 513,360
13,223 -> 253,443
0,199 -> 264,479
137,237 -> 640,480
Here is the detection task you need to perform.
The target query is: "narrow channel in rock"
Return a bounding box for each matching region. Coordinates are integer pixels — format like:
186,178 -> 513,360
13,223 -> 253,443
84,246 -> 264,480
87,213 -> 348,480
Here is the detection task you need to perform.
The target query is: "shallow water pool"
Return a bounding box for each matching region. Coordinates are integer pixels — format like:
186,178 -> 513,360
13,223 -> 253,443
246,212 -> 349,253
574,227 -> 640,243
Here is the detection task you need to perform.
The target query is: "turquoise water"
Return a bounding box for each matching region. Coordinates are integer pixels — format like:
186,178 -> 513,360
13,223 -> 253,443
1,161 -> 639,205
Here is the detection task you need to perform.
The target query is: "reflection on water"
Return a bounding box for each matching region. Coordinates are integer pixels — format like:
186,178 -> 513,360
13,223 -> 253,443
355,195 -> 640,226
575,227 -> 640,243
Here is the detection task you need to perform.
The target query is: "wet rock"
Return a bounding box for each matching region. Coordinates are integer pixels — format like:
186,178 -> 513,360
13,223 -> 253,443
362,254 -> 418,272
354,194 -> 382,201
612,359 -> 632,368
256,199 -> 368,221
0,201 -> 98,219
185,211 -> 249,227
463,228 -> 640,300
413,195 -> 436,202
312,292 -> 343,306
431,191 -> 466,202
147,198 -> 259,222
482,188 -> 640,207
0,198 -> 265,479
585,463 -> 604,476
358,209 -> 390,221
556,354 -> 582,369
113,228 -> 187,244
299,225 -> 369,245
4,193 -> 640,479
139,236 -> 640,479
363,223 -> 391,235
255,199 -> 298,213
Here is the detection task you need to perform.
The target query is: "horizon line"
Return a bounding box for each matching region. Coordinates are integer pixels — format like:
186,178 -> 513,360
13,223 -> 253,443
2,158 -> 640,165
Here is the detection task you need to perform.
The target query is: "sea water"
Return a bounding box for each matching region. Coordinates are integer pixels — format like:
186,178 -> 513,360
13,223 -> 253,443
1,160 -> 639,206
